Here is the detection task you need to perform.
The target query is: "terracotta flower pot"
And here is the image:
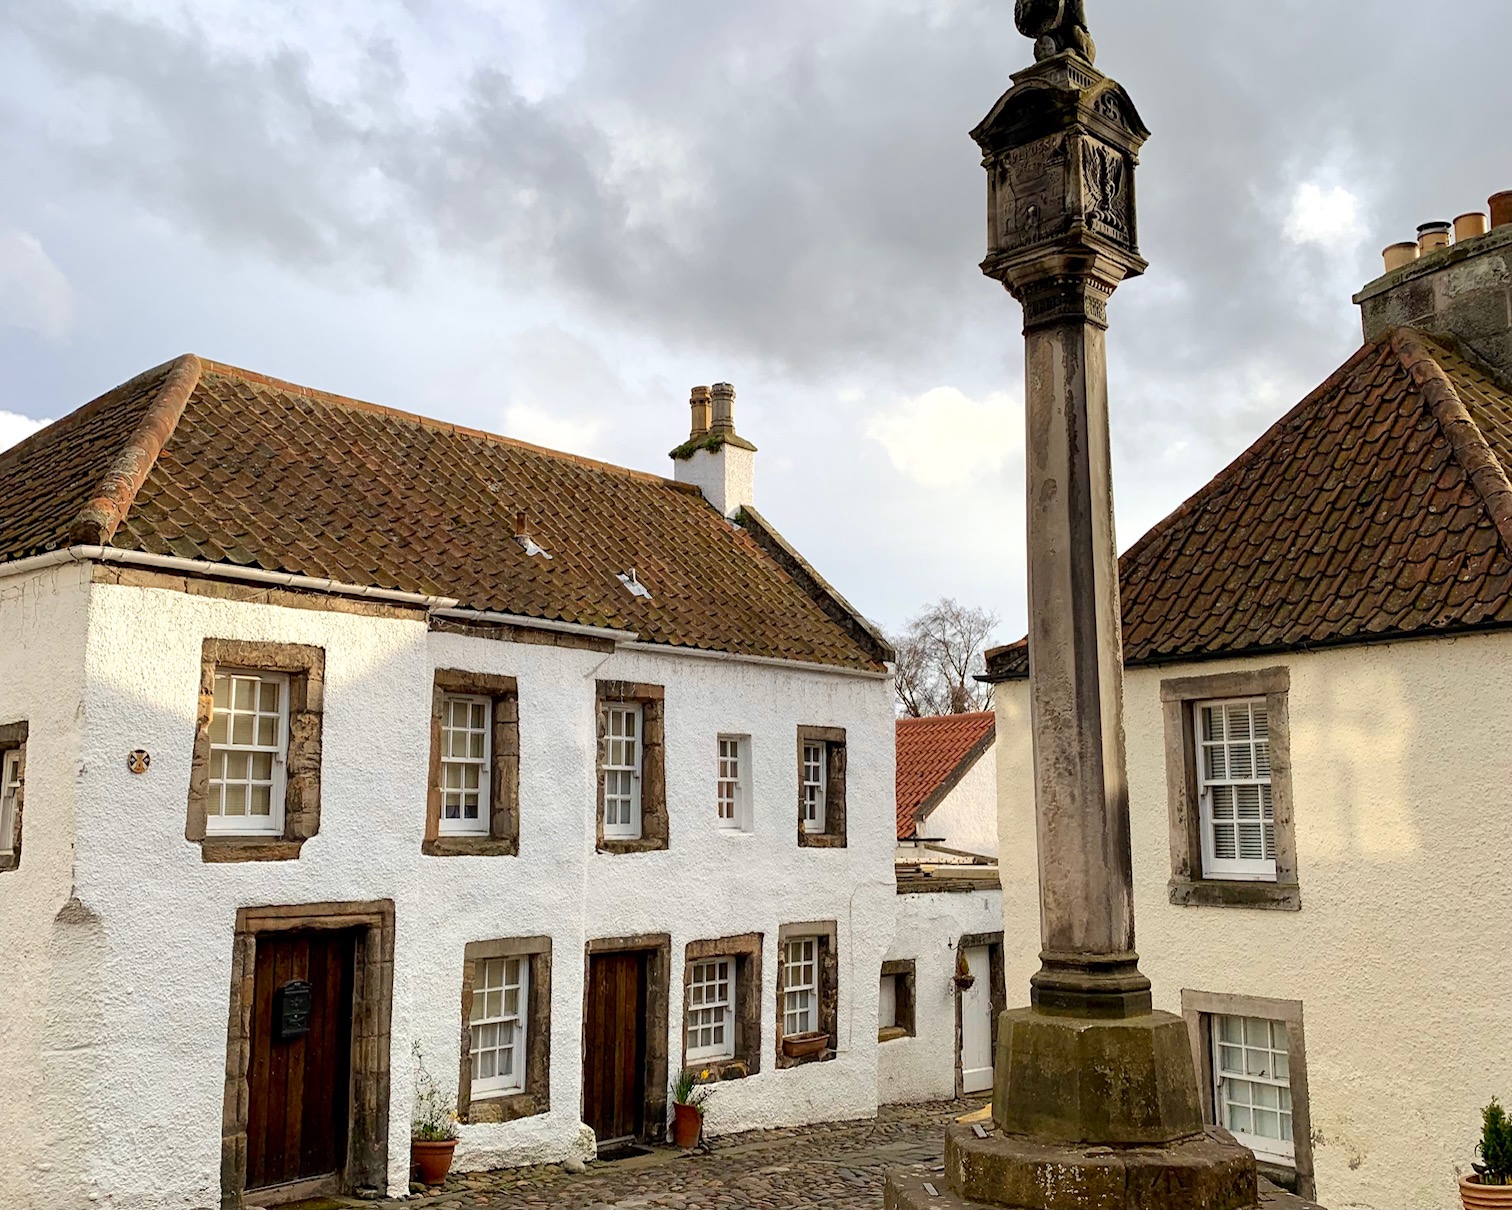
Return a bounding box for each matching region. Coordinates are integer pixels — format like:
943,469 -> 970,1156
672,1102 -> 703,1149
411,1137 -> 458,1186
781,1031 -> 829,1059
953,974 -> 977,992
1462,1175 -> 1512,1210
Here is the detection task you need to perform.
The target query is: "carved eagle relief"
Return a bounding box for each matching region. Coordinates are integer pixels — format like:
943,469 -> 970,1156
1014,0 -> 1096,63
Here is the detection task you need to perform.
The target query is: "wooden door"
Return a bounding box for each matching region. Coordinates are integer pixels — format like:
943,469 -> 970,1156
582,951 -> 647,1145
246,929 -> 356,1195
959,945 -> 994,1094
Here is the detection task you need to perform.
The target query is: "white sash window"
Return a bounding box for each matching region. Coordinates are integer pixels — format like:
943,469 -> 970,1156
440,694 -> 491,835
1,748 -> 21,856
207,670 -> 288,835
471,957 -> 527,1097
801,743 -> 826,833
603,704 -> 643,839
686,958 -> 735,1062
782,937 -> 818,1035
1213,1014 -> 1293,1163
1197,698 -> 1275,880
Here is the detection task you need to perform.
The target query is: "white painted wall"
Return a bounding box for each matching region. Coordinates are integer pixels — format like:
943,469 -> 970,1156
877,886 -> 1003,1105
0,564 -> 92,1210
993,634 -> 1512,1210
674,443 -> 755,520
918,740 -> 998,858
0,578 -> 895,1210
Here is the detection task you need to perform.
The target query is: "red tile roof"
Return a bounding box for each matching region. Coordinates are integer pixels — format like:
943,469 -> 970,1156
0,356 -> 888,670
895,711 -> 996,840
985,329 -> 1512,680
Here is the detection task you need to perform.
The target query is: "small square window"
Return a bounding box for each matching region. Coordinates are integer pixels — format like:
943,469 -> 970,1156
877,960 -> 916,1042
440,694 -> 491,836
686,957 -> 735,1062
206,670 -> 289,836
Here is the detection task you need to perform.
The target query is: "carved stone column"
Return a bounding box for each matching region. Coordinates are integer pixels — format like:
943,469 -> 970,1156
884,31 -> 1259,1210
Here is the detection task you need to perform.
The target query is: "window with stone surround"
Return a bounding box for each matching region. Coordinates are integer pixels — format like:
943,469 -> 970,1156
1181,990 -> 1314,1200
1161,667 -> 1300,911
775,922 -> 838,1068
795,726 -> 846,848
187,640 -> 324,863
595,682 -> 667,853
682,933 -> 762,1082
425,671 -> 519,857
458,936 -> 552,1124
0,721 -> 27,872
878,959 -> 916,1043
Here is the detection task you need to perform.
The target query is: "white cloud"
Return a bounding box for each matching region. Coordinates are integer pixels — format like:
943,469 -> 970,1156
0,229 -> 73,339
0,410 -> 49,452
1284,183 -> 1362,248
865,385 -> 1021,491
503,400 -> 606,456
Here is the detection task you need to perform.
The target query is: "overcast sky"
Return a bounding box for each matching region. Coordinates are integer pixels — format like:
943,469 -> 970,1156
3,0 -> 1510,643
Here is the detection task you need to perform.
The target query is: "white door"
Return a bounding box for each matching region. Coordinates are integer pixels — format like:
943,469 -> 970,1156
959,945 -> 994,1094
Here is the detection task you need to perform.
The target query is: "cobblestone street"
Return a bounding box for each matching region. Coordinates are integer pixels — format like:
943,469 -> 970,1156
326,1101 -> 1316,1210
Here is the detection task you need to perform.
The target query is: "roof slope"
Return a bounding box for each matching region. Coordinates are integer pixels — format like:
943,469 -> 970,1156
986,329 -> 1512,680
0,356 -> 886,670
895,711 -> 996,840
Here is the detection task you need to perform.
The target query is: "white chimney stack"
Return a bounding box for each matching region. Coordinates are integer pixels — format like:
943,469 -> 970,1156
670,382 -> 756,520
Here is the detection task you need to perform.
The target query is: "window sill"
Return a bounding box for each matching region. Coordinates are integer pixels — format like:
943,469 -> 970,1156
685,1057 -> 751,1083
1168,878 -> 1301,911
465,1089 -> 547,1124
423,835 -> 519,858
0,852 -> 17,873
597,837 -> 669,854
797,832 -> 847,849
199,836 -> 305,863
878,1026 -> 910,1044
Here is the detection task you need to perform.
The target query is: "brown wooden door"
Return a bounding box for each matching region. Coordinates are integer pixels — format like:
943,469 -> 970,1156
246,929 -> 356,1194
582,951 -> 647,1144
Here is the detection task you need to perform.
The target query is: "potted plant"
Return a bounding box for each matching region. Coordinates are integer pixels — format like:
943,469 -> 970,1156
671,1068 -> 713,1149
1463,1098 -> 1512,1209
410,1041 -> 459,1186
781,1030 -> 829,1059
952,948 -> 976,992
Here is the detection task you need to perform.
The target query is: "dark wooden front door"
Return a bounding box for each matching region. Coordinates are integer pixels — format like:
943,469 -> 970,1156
246,928 -> 356,1195
582,951 -> 648,1144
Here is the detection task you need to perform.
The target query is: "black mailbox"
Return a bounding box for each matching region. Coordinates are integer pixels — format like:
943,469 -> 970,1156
274,980 -> 313,1041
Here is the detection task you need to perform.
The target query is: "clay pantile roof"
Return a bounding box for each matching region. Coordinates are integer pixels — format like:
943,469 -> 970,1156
985,328 -> 1512,681
0,356 -> 888,671
895,711 -> 996,840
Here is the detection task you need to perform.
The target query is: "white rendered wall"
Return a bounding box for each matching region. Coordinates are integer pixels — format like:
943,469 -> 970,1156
22,579 -> 894,1210
878,887 -> 1003,1105
993,634 -> 1512,1210
674,444 -> 755,520
0,564 -> 92,1210
918,741 -> 998,858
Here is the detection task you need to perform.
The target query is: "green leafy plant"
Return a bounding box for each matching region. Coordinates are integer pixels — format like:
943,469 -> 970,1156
671,1067 -> 714,1111
411,1040 -> 459,1142
1476,1098 -> 1512,1186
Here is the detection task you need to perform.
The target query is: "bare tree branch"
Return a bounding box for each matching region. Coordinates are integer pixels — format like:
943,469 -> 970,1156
886,598 -> 1000,717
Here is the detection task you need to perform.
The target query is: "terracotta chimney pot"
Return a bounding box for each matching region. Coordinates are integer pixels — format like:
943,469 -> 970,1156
1382,242 -> 1419,273
1455,213 -> 1490,243
1418,221 -> 1452,254
1490,191 -> 1512,231
688,386 -> 712,440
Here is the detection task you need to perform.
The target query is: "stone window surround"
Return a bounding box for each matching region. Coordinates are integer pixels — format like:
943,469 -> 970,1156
1181,988 -> 1315,1201
425,670 -> 521,857
583,933 -> 671,1143
221,900 -> 394,1209
457,936 -> 552,1124
0,720 -> 27,873
954,932 -> 1006,1097
1161,666 -> 1301,911
795,726 -> 847,848
188,639 -> 325,863
681,933 -> 764,1083
878,958 -> 916,1043
595,682 -> 668,854
775,920 -> 839,1069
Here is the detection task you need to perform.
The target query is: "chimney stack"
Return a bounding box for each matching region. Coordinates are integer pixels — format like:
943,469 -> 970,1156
670,381 -> 757,520
1356,189 -> 1512,379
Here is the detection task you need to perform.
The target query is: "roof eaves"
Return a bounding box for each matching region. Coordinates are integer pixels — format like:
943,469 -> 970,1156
914,723 -> 997,825
70,354 -> 202,545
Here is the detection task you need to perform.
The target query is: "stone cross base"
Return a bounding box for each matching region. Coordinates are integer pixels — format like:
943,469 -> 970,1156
884,1124 -> 1259,1210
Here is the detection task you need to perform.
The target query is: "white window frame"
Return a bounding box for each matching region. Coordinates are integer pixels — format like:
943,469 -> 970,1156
717,735 -> 751,832
686,957 -> 736,1062
1,748 -> 21,856
439,693 -> 492,836
1196,697 -> 1276,881
206,669 -> 289,836
782,937 -> 818,1036
801,742 -> 826,834
470,956 -> 528,1098
603,703 -> 643,840
1212,1014 -> 1294,1165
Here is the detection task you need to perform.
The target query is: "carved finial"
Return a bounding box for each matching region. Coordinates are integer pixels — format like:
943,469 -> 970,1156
1014,0 -> 1096,64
